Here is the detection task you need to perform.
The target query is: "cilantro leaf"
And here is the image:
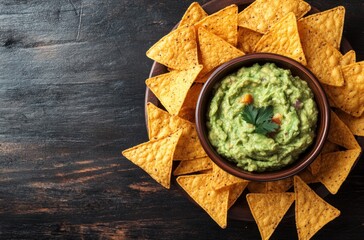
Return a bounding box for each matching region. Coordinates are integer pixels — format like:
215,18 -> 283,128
241,104 -> 279,135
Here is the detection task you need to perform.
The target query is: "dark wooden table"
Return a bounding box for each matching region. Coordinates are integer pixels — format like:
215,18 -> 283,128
0,0 -> 362,239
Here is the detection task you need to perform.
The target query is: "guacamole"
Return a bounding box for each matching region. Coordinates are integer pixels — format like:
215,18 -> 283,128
207,63 -> 318,172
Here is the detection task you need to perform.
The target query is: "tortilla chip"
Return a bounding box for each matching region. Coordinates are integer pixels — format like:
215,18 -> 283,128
238,0 -> 311,34
247,193 -> 295,240
237,27 -> 263,54
247,182 -> 267,193
254,12 -> 307,65
335,109 -> 364,136
181,83 -> 203,110
146,26 -> 198,70
323,61 -> 364,117
178,2 -> 208,28
318,149 -> 361,194
173,156 -> 213,176
298,24 -> 344,86
328,111 -> 360,149
178,107 -> 195,123
195,4 -> 238,46
198,27 -> 244,76
308,154 -> 321,176
294,176 -> 340,240
146,65 -> 203,115
298,6 -> 345,49
122,129 -> 182,189
267,178 -> 293,193
177,174 -> 229,228
228,182 -> 248,209
211,164 -> 248,191
297,169 -> 319,184
340,50 -> 356,66
146,103 -> 207,160
194,68 -> 216,83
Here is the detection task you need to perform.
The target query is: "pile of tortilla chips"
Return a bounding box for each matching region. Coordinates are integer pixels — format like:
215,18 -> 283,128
122,1 -> 363,239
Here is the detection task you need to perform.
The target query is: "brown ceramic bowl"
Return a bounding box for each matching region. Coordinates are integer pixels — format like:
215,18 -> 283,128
195,53 -> 330,182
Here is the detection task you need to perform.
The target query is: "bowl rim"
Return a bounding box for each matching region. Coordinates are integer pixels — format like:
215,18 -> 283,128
195,53 -> 331,182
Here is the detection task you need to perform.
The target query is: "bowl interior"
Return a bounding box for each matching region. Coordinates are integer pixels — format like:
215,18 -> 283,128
195,53 -> 330,181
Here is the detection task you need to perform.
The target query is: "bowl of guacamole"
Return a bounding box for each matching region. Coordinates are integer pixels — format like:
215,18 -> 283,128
195,53 -> 330,181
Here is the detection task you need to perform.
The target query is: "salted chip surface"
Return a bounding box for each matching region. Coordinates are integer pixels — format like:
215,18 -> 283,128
122,130 -> 182,189
146,26 -> 198,70
237,27 -> 262,54
298,24 -> 344,86
146,65 -> 203,115
335,109 -> 364,136
177,174 -> 229,228
294,176 -> 340,240
340,50 -> 356,66
173,156 -> 213,176
324,61 -> 364,117
238,0 -> 311,34
308,154 -> 321,176
318,149 -> 361,194
180,83 -> 203,110
211,164 -> 247,191
254,12 -> 307,65
298,6 -> 345,49
178,2 -> 208,28
328,111 -> 360,149
195,4 -> 238,46
247,193 -> 295,240
198,27 -> 244,76
228,182 -> 248,209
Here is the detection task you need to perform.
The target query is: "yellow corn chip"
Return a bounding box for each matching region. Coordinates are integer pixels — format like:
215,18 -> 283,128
173,156 -> 213,176
178,2 -> 208,28
228,182 -> 248,209
318,149 -> 361,194
340,50 -> 356,66
180,83 -> 203,110
194,68 -> 216,83
146,103 -> 207,160
195,4 -> 238,46
297,169 -> 319,184
247,181 -> 267,193
237,27 -> 262,54
322,140 -> 341,154
335,109 -> 364,136
198,27 -> 244,76
254,12 -> 307,65
122,129 -> 182,189
146,26 -> 198,70
211,164 -> 248,191
238,0 -> 311,34
267,178 -> 293,193
308,154 -> 321,176
298,24 -> 344,86
178,107 -> 195,123
298,6 -> 345,49
328,111 -> 360,149
146,65 -> 203,115
177,174 -> 229,228
247,193 -> 295,240
294,176 -> 340,240
324,61 -> 364,117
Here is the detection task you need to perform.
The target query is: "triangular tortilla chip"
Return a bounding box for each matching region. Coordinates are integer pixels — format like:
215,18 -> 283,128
298,23 -> 344,86
318,149 -> 361,194
146,65 -> 203,115
335,109 -> 364,136
298,6 -> 345,49
195,4 -> 238,46
297,169 -> 319,184
247,181 -> 267,193
146,26 -> 198,70
228,182 -> 248,209
254,12 -> 307,65
122,129 -> 182,189
177,174 -> 229,228
146,103 -> 207,160
211,164 -> 248,191
322,140 -> 341,154
294,176 -> 340,240
323,61 -> 364,117
308,154 -> 321,176
238,0 -> 311,34
237,27 -> 262,54
328,111 -> 360,149
247,193 -> 295,240
180,83 -> 203,110
178,2 -> 208,28
198,27 -> 244,76
340,50 -> 356,66
266,178 -> 293,193
173,156 -> 213,176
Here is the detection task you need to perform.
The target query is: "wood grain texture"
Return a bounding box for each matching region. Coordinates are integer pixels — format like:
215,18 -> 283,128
0,0 -> 362,239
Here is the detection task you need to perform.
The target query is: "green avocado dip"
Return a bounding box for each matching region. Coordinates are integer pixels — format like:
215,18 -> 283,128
207,63 -> 318,172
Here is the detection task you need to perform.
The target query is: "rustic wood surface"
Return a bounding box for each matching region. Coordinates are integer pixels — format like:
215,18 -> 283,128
0,0 -> 362,239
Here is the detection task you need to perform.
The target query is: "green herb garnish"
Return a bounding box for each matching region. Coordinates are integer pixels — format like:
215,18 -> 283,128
241,104 -> 279,135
